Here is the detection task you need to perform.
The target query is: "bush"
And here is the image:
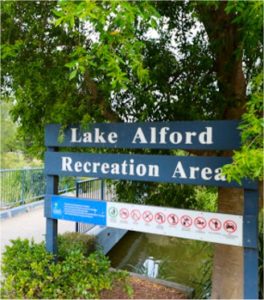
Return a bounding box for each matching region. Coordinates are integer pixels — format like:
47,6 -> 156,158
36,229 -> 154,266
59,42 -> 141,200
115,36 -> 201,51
57,232 -> 96,260
1,237 -> 125,299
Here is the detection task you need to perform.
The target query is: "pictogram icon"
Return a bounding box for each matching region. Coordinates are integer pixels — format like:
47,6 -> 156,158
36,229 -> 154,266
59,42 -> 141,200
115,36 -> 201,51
155,212 -> 166,224
167,214 -> 178,225
181,215 -> 192,227
143,211 -> 153,222
194,217 -> 207,229
108,206 -> 118,218
223,220 -> 237,233
120,208 -> 129,219
131,209 -> 141,221
209,218 -> 221,231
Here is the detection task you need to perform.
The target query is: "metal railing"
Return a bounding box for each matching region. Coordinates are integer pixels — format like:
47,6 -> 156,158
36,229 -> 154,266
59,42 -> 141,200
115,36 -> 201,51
75,178 -> 116,233
0,168 -> 76,209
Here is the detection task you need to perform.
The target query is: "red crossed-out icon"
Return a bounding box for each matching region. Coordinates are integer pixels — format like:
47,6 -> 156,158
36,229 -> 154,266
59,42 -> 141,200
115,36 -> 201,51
181,215 -> 192,227
167,214 -> 178,225
223,220 -> 237,233
209,218 -> 222,231
155,212 -> 166,224
194,217 -> 207,230
143,211 -> 153,223
131,209 -> 141,221
120,208 -> 129,219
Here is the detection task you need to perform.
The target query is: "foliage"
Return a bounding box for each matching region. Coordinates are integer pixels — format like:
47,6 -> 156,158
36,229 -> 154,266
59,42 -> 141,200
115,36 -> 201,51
54,0 -> 159,90
222,73 -> 263,183
1,152 -> 42,169
1,237 -> 128,299
1,1 -> 262,156
194,255 -> 212,299
57,232 -> 96,260
115,180 -> 217,212
1,101 -> 21,153
1,99 -> 43,169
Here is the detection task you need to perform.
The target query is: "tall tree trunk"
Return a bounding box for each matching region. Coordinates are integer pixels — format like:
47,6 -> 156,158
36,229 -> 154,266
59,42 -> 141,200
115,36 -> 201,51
196,2 -> 247,298
212,188 -> 244,299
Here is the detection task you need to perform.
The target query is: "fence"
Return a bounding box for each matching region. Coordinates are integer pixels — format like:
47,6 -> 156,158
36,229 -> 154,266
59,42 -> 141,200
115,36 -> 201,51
75,178 -> 116,233
0,168 -> 76,209
1,168 -> 116,233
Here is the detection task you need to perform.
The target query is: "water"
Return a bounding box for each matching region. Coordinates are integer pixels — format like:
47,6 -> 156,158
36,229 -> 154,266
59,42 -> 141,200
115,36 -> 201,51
108,231 -> 213,297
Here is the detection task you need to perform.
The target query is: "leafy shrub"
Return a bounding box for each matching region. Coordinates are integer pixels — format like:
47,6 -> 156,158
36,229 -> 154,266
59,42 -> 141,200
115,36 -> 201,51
57,232 -> 96,260
1,238 -> 125,299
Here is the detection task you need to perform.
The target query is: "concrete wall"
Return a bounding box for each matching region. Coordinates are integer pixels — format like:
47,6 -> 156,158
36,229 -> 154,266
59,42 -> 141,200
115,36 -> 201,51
88,226 -> 127,254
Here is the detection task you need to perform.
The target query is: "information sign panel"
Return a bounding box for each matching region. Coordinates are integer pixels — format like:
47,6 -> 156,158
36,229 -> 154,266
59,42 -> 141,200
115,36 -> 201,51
106,201 -> 243,247
50,196 -> 243,246
45,121 -> 240,150
51,195 -> 106,225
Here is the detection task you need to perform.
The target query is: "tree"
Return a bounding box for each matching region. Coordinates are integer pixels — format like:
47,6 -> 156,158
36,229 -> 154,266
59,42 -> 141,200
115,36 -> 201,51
1,1 -> 263,298
1,101 -> 18,153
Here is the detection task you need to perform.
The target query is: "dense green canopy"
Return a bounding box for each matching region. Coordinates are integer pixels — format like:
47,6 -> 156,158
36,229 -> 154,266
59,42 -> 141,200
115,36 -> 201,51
2,1 -> 262,162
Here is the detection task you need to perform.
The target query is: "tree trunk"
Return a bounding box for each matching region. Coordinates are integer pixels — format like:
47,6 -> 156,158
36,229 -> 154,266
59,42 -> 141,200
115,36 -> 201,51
195,2 -> 247,298
211,188 -> 244,299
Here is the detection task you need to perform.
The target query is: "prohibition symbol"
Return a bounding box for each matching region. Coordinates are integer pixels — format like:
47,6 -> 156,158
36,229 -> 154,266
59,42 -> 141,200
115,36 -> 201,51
131,209 -> 141,221
108,206 -> 118,218
120,208 -> 129,219
167,214 -> 178,225
181,215 -> 192,227
194,217 -> 206,229
155,212 -> 166,224
143,211 -> 153,223
209,218 -> 221,231
223,220 -> 237,233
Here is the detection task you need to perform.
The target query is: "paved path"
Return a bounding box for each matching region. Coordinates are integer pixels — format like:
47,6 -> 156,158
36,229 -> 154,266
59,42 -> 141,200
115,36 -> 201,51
1,205 -> 75,254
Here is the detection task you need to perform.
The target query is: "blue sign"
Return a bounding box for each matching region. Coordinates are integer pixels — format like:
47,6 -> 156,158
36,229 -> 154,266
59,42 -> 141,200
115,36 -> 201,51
51,195 -> 106,225
45,152 -> 256,188
45,121 -> 240,150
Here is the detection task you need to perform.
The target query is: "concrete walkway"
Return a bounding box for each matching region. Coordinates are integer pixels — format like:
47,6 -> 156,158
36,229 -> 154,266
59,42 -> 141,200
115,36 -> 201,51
1,205 -> 75,254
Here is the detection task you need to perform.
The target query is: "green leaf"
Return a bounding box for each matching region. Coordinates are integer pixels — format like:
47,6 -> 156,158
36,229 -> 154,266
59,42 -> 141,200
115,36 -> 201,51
69,69 -> 77,80
65,61 -> 78,68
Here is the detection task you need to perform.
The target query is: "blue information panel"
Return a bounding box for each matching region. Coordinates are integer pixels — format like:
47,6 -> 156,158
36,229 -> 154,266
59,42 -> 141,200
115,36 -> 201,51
51,195 -> 106,225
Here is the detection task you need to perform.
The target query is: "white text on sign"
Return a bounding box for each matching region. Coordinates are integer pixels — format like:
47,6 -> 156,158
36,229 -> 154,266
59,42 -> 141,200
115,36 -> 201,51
70,126 -> 213,146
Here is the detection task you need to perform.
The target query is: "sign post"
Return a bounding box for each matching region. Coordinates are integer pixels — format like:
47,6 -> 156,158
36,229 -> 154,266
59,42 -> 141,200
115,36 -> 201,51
44,121 -> 259,298
243,188 -> 259,299
45,147 -> 59,254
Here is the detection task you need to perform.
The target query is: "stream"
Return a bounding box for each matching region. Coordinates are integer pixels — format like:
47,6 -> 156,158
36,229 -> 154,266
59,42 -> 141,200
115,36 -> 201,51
108,231 -> 213,298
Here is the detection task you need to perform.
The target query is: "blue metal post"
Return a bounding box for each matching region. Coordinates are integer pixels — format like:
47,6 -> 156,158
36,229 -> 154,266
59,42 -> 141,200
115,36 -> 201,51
244,187 -> 259,299
45,147 -> 58,255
